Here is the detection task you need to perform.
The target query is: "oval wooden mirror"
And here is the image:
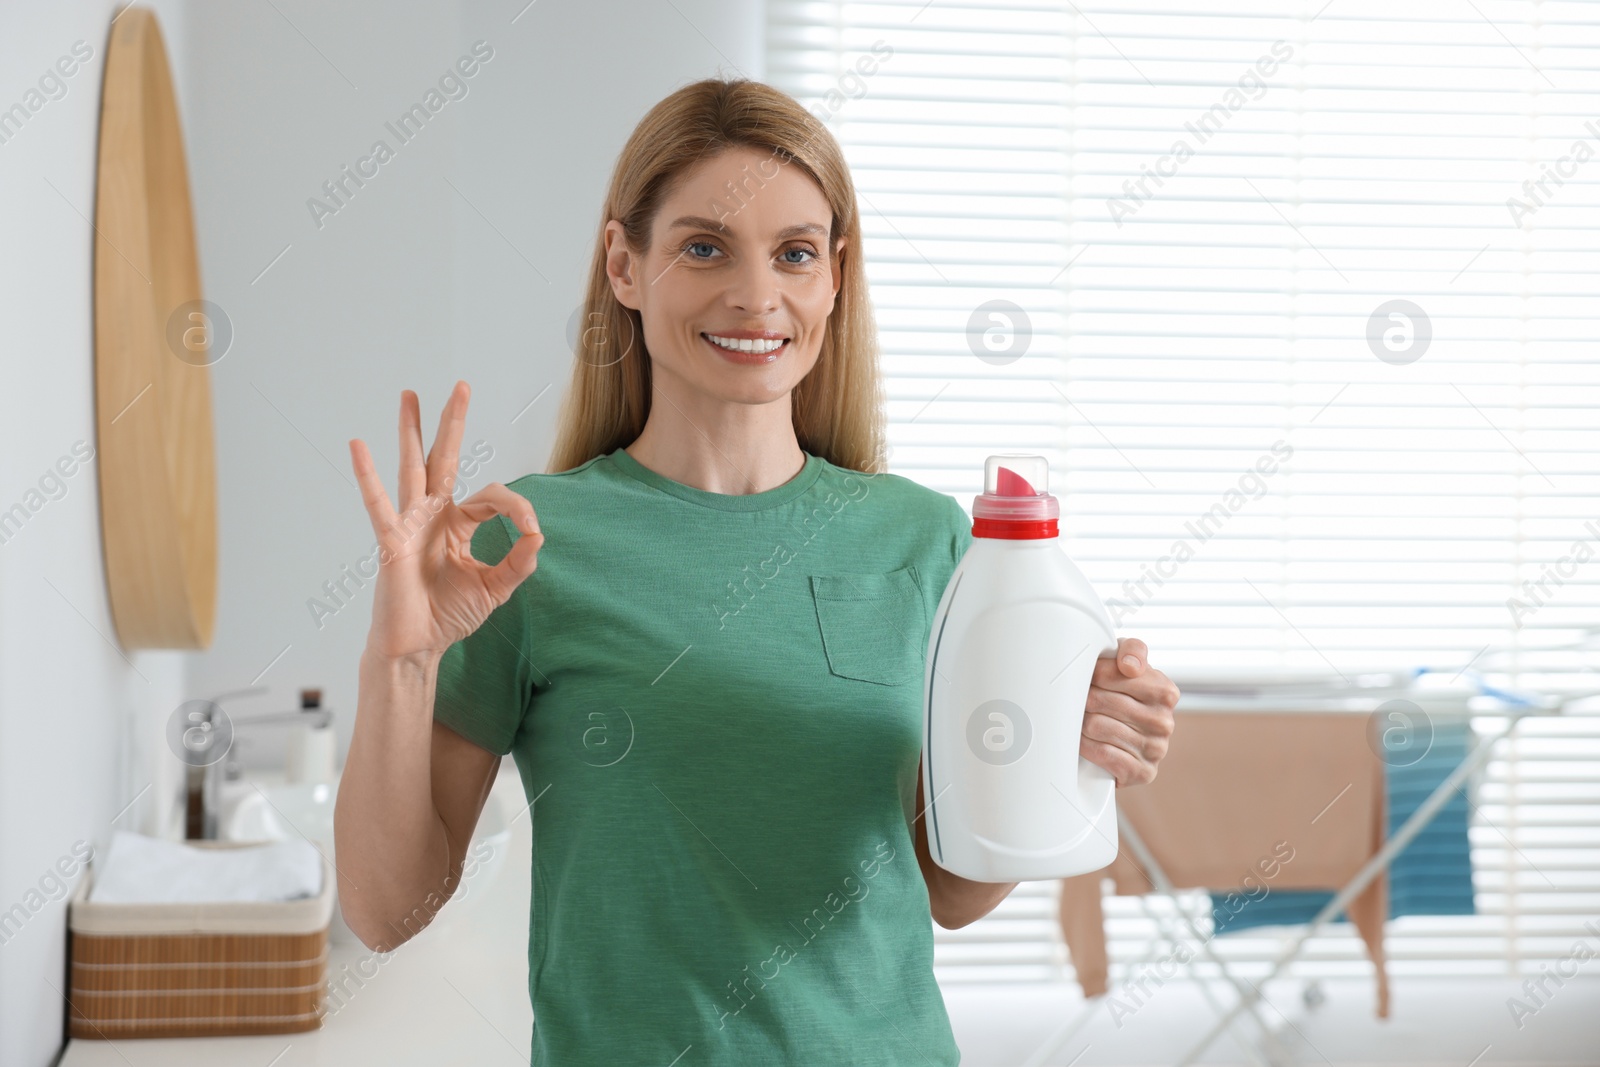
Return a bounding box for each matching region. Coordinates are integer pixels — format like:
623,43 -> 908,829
94,6 -> 218,649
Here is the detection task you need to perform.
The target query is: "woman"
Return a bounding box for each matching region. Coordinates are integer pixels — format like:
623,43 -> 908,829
336,77 -> 1177,1066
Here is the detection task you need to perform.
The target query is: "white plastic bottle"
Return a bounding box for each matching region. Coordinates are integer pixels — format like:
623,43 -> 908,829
922,454 -> 1120,882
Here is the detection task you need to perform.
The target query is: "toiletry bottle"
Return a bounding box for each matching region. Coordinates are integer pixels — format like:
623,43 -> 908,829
922,454 -> 1119,881
285,688 -> 336,786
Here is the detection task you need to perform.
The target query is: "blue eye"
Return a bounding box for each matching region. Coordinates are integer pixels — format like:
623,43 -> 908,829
684,240 -> 719,260
782,247 -> 818,265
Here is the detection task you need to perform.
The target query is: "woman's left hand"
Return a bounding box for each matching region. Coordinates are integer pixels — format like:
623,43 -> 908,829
1081,637 -> 1178,787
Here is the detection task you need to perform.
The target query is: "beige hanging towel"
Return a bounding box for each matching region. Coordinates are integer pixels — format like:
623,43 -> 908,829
1058,711 -> 1391,1018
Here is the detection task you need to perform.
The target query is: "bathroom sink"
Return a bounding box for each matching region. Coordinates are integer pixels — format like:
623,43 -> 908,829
221,773 -> 512,943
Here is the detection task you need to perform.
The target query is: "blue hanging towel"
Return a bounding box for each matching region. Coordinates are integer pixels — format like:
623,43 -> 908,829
1211,717 -> 1476,934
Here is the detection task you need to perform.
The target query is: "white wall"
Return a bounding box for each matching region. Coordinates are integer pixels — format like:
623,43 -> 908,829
0,0 -> 761,1063
0,4 -> 191,1064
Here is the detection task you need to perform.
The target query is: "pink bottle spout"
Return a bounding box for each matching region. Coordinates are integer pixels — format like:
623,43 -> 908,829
995,465 -> 1037,497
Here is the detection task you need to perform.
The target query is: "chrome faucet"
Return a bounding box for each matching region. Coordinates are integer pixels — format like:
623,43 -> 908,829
181,686 -> 333,840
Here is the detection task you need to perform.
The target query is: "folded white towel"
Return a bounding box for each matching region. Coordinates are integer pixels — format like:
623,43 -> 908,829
90,831 -> 323,904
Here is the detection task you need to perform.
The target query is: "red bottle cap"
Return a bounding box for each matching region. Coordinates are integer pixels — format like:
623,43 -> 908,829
971,454 -> 1059,539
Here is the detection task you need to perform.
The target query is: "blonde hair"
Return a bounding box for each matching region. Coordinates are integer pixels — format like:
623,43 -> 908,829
546,77 -> 887,475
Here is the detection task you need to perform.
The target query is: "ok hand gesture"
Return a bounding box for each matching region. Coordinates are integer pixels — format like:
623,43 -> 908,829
348,381 -> 543,662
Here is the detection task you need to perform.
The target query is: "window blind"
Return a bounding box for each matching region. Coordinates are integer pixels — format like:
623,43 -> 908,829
767,0 -> 1600,984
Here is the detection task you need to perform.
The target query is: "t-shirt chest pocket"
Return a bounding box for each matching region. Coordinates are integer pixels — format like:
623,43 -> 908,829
807,566 -> 927,686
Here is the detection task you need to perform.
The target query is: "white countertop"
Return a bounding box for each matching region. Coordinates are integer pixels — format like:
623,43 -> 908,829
62,767 -> 536,1067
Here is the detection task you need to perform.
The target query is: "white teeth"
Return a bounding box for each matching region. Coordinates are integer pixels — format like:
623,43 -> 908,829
705,333 -> 786,354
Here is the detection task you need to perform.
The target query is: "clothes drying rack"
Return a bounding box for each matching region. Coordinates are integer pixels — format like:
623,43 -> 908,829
1019,634 -> 1600,1067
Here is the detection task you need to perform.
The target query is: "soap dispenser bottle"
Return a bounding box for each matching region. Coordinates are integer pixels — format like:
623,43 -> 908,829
922,454 -> 1120,882
284,688 -> 336,785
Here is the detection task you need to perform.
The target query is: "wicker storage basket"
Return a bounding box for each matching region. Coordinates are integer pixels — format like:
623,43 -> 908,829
66,839 -> 334,1039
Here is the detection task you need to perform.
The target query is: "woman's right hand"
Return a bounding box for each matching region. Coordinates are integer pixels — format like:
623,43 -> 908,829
348,380 -> 543,662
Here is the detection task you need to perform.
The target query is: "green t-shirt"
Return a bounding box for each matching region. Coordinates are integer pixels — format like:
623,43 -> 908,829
434,445 -> 973,1066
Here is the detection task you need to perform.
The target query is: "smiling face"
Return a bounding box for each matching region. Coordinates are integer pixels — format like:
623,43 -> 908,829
604,145 -> 847,408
